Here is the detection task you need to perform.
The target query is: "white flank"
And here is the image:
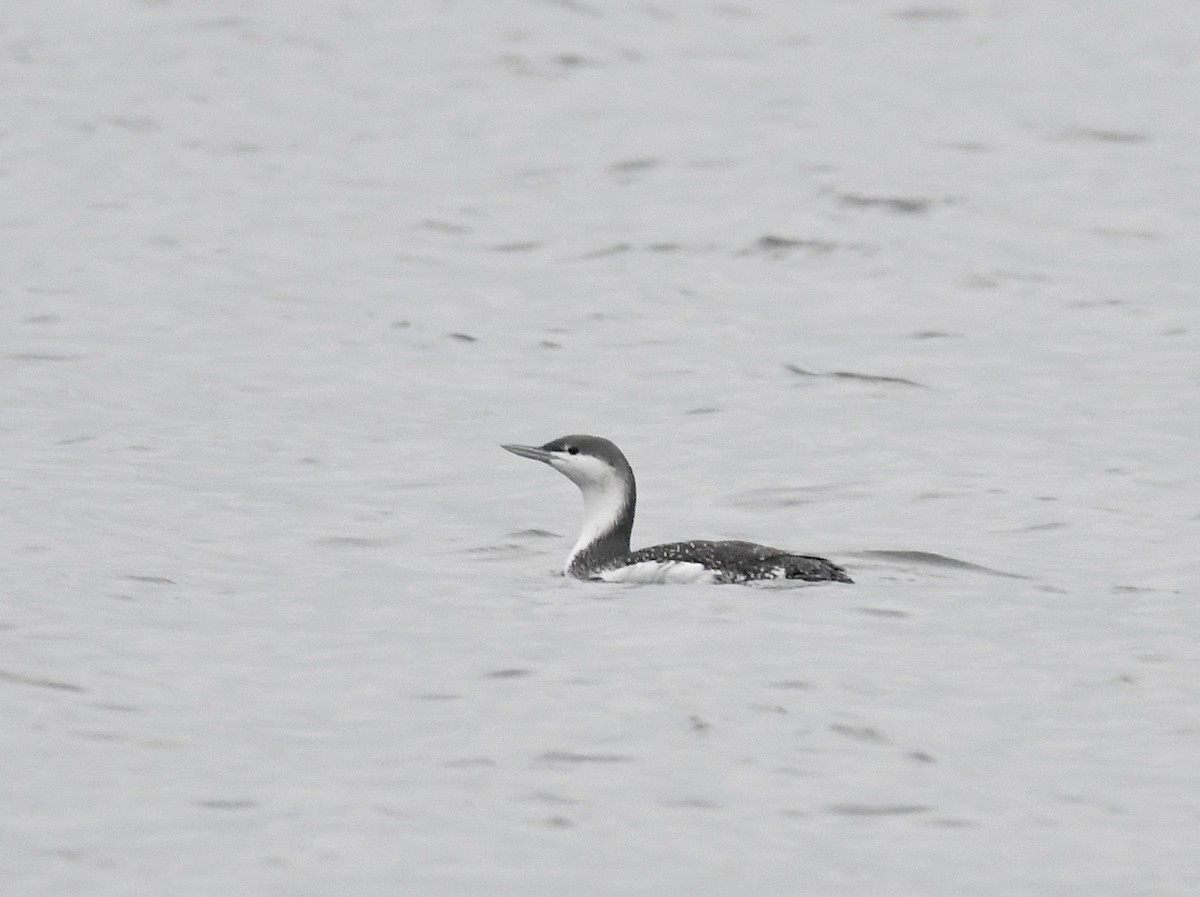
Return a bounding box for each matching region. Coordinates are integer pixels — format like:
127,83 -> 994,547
599,561 -> 718,584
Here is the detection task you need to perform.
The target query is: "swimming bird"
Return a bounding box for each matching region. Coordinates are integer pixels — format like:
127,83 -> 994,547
502,434 -> 852,585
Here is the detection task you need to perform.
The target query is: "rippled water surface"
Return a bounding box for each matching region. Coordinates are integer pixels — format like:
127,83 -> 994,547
3,1 -> 1198,894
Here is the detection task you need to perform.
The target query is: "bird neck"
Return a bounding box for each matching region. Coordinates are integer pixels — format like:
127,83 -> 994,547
565,475 -> 636,578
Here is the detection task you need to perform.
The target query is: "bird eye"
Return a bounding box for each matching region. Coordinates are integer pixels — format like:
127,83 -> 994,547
567,446 -> 579,455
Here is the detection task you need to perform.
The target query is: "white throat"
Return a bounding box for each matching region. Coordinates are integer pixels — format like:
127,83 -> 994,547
554,456 -> 633,575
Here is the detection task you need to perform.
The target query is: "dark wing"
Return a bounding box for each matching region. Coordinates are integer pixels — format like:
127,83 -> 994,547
618,540 -> 852,584
774,553 -> 854,583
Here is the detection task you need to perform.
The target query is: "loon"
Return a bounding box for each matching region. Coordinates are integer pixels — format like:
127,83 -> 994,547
502,434 -> 852,585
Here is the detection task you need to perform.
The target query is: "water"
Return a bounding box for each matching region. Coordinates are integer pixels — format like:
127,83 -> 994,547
3,1 -> 1198,894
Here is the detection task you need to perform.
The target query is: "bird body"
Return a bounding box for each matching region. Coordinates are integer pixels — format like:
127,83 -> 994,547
502,435 -> 851,585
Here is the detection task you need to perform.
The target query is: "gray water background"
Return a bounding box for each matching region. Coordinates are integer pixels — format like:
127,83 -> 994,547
3,1 -> 1198,894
